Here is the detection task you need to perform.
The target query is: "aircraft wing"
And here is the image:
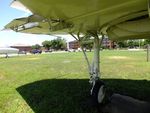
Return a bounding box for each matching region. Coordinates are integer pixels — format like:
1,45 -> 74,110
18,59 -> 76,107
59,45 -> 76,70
5,17 -> 27,30
5,17 -> 50,34
5,14 -> 70,34
5,0 -> 150,40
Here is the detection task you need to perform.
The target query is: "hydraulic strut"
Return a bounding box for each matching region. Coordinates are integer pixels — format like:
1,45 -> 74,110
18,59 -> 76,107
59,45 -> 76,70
70,32 -> 104,85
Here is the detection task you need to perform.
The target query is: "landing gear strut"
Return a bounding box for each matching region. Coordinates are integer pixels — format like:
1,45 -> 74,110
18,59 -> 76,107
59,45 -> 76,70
70,32 -> 104,93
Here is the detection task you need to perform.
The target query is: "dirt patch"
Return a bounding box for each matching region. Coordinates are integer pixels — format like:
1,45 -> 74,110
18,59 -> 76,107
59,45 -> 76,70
24,58 -> 40,61
62,60 -> 71,63
108,56 -> 131,60
0,74 -> 4,80
124,64 -> 135,68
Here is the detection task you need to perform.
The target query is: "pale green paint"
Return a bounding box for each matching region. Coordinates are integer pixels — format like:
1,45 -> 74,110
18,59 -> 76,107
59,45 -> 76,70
5,0 -> 150,40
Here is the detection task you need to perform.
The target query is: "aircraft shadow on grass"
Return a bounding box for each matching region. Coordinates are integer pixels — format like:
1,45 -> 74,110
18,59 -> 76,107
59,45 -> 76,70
16,79 -> 150,113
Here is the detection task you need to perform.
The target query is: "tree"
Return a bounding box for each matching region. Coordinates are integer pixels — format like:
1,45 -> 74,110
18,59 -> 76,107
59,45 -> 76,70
51,38 -> 66,50
127,40 -> 143,48
42,40 -> 52,50
127,40 -> 134,48
116,40 -> 143,48
116,41 -> 128,48
144,39 -> 150,45
81,40 -> 93,51
32,44 -> 41,50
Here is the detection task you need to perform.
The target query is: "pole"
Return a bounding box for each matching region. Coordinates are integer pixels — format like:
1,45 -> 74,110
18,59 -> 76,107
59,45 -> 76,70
93,35 -> 100,78
139,40 -> 140,49
81,47 -> 91,75
147,44 -> 150,62
91,34 -> 104,80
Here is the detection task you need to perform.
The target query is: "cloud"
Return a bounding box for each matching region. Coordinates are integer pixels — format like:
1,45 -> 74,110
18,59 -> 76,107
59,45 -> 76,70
0,30 -> 74,47
20,12 -> 32,17
54,34 -> 75,42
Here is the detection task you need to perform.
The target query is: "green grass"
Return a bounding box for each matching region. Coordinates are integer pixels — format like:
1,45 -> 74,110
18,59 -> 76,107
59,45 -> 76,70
0,50 -> 150,113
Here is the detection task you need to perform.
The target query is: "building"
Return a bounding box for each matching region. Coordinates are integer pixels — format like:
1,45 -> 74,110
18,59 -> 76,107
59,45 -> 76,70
102,38 -> 116,49
10,44 -> 32,52
68,40 -> 80,49
68,38 -> 116,50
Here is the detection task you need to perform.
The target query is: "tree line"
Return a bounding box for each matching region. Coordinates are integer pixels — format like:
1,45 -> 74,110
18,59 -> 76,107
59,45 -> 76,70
116,39 -> 150,48
31,37 -> 94,51
31,37 -> 150,51
32,38 -> 67,51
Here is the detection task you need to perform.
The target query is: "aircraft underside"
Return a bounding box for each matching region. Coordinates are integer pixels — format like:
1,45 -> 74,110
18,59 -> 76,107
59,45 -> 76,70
5,0 -> 150,39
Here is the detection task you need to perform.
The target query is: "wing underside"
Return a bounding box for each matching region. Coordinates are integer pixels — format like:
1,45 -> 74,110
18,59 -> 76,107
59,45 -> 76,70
5,0 -> 150,40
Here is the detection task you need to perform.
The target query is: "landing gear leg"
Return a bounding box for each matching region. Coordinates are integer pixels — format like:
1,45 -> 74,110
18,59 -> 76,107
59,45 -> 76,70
70,32 -> 104,85
89,33 -> 104,96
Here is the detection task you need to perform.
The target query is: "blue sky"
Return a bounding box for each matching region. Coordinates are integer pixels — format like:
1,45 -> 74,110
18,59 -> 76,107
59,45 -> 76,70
0,0 -> 74,47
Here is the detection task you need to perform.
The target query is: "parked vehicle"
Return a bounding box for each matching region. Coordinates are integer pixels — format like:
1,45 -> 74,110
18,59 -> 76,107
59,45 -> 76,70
31,49 -> 42,54
18,51 -> 27,54
45,50 -> 52,53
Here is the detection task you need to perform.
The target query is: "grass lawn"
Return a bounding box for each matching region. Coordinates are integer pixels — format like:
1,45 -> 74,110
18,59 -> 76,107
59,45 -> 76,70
0,50 -> 150,113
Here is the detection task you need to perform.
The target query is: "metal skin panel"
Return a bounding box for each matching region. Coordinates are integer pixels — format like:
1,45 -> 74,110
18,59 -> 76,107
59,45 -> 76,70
107,18 -> 150,40
5,0 -> 150,40
0,48 -> 19,54
5,18 -> 27,30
